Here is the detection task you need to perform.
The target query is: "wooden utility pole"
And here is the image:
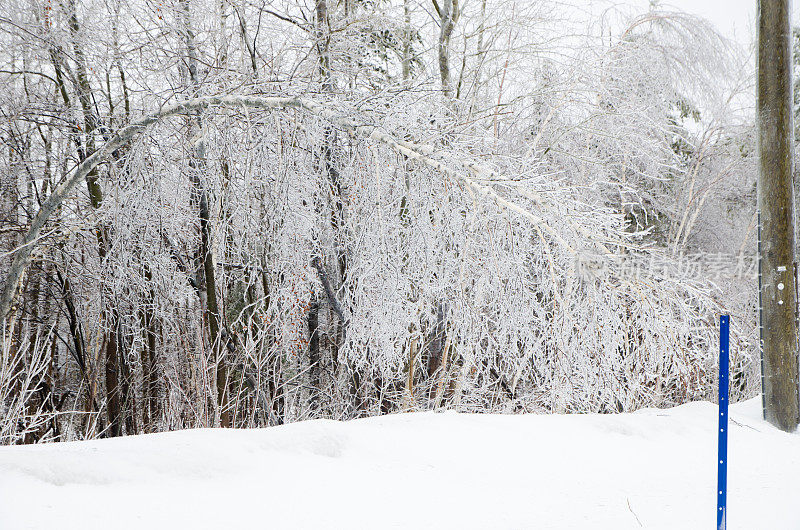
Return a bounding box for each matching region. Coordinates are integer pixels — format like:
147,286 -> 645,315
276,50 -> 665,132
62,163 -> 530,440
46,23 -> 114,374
757,0 -> 799,432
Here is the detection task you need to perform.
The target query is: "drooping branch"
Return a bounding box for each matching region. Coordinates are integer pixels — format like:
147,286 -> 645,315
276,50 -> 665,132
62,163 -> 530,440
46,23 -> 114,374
0,94 -> 588,322
0,96 -> 290,322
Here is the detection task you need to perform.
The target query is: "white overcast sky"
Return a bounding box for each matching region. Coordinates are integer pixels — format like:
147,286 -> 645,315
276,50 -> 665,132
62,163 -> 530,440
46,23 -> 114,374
639,1 -> 800,44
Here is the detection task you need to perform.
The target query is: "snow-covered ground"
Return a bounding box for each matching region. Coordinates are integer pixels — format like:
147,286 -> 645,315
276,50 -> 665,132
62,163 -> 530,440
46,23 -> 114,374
0,397 -> 796,529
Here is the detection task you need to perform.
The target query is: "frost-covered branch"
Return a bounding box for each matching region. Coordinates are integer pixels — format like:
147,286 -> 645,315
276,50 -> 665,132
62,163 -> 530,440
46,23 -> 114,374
0,94 -> 580,322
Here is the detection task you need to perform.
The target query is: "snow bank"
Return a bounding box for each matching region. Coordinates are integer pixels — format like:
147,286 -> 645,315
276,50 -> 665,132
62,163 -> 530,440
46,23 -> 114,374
0,397 -> 797,529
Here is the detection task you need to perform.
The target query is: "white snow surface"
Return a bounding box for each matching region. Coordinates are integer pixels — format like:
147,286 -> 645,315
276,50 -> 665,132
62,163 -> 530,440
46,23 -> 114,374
0,397 -> 797,529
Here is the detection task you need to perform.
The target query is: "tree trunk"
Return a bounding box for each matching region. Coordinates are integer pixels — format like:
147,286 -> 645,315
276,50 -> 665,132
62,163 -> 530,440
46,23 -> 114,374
181,0 -> 229,427
308,297 -> 320,412
104,321 -> 122,436
402,0 -> 412,81
65,0 -> 132,437
436,0 -> 456,97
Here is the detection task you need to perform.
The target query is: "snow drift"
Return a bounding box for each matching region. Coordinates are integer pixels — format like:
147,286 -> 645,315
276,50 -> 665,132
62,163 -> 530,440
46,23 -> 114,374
0,397 -> 796,529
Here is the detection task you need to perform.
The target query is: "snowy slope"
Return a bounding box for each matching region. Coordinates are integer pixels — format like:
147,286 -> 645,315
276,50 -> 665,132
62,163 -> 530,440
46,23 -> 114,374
0,398 -> 797,530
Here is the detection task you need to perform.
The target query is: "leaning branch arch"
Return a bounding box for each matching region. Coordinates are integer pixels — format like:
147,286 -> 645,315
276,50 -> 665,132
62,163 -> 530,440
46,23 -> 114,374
0,94 -> 603,322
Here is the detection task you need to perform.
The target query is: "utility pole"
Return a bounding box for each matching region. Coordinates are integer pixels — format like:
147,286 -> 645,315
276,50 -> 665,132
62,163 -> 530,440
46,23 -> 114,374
757,0 -> 800,432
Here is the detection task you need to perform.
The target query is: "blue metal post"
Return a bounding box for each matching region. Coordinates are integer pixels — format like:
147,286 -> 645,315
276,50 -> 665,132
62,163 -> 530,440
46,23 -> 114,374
717,315 -> 729,530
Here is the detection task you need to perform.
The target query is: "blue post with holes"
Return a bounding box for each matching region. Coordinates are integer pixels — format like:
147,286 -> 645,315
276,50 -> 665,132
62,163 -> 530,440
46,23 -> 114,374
717,315 -> 729,530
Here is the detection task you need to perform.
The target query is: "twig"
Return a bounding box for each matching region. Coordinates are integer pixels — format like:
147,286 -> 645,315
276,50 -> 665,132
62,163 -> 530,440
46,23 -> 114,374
627,498 -> 643,528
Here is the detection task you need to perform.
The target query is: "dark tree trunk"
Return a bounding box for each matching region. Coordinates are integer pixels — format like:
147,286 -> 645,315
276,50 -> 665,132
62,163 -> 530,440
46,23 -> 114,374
104,322 -> 121,437
308,297 -> 321,411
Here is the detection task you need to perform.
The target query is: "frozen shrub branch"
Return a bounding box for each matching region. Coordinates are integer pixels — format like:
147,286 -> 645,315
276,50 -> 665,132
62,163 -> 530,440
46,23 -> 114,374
0,94 -> 586,323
